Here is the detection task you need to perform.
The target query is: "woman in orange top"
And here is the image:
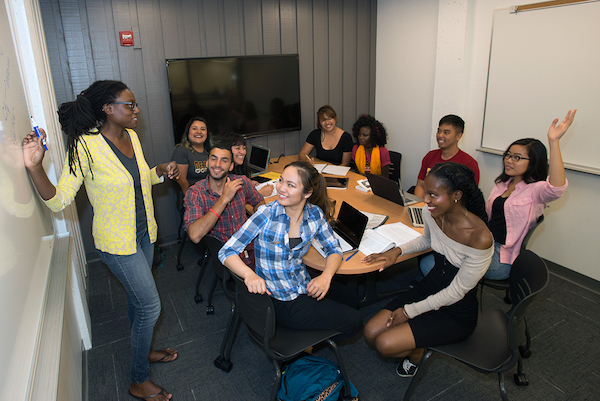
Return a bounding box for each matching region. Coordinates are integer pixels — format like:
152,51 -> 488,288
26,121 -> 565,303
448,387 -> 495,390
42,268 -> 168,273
351,114 -> 391,177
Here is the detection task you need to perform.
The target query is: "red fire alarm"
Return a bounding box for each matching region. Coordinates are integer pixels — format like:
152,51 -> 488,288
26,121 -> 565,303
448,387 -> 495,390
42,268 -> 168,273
120,31 -> 134,46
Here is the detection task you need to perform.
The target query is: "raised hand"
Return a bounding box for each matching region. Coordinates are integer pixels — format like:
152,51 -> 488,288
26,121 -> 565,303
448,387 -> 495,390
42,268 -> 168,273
548,109 -> 577,143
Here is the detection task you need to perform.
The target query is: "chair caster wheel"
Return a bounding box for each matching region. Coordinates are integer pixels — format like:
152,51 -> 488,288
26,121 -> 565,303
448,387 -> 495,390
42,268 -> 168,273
214,356 -> 233,372
206,305 -> 214,314
519,345 -> 532,359
514,373 -> 529,386
503,296 -> 513,304
176,263 -> 184,271
194,294 -> 203,303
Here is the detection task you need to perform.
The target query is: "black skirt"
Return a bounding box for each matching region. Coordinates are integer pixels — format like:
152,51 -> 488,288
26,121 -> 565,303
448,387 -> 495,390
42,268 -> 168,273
385,251 -> 479,348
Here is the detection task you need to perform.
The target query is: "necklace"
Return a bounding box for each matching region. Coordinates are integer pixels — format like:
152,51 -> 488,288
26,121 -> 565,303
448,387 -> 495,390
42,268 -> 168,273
441,210 -> 468,234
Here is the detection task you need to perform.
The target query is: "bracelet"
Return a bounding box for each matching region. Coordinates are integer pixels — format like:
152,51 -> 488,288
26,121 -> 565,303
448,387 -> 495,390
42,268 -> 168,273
403,308 -> 410,319
209,208 -> 220,219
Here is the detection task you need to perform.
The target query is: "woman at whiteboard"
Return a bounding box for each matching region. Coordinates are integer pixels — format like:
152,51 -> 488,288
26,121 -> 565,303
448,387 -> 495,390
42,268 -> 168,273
482,109 -> 575,280
22,80 -> 178,401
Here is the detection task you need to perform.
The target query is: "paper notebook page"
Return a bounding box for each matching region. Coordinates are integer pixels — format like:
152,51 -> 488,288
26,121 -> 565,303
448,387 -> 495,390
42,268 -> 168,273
358,229 -> 395,256
359,210 -> 388,229
313,164 -> 327,173
375,222 -> 421,246
322,165 -> 351,176
255,179 -> 278,197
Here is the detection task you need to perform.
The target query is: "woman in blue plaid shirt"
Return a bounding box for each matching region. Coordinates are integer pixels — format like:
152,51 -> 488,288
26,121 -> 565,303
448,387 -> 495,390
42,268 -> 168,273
219,161 -> 362,340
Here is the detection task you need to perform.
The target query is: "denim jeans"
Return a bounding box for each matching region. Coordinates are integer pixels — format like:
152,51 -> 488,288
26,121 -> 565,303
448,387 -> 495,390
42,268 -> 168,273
483,242 -> 512,280
418,253 -> 435,278
97,229 -> 160,384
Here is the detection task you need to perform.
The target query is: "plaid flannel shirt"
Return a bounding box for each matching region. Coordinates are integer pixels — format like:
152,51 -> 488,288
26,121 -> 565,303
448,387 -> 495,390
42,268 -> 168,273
183,174 -> 263,244
218,201 -> 342,301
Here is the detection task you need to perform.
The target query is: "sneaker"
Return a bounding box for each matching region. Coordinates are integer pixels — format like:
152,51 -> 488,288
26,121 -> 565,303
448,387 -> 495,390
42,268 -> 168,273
396,357 -> 418,377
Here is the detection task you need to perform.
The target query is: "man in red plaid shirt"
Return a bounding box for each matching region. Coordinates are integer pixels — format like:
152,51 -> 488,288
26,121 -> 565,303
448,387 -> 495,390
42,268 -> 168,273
184,142 -> 264,246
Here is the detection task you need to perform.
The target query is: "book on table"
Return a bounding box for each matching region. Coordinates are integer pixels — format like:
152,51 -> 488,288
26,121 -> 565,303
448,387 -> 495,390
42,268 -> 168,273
358,221 -> 421,256
358,210 -> 389,229
325,177 -> 349,189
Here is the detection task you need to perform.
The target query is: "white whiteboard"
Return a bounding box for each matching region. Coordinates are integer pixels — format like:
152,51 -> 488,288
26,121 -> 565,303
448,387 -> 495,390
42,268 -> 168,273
481,1 -> 600,174
0,1 -> 55,397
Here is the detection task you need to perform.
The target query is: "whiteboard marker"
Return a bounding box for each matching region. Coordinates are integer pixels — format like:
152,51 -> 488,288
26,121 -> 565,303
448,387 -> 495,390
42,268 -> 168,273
30,117 -> 48,151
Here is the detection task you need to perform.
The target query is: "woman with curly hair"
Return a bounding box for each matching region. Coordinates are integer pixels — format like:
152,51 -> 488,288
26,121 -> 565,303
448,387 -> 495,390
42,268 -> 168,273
362,162 -> 493,378
351,114 -> 391,177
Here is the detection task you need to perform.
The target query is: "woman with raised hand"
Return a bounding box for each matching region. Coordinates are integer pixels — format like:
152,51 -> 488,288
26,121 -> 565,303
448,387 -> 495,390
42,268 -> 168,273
218,160 -> 363,340
171,116 -> 212,194
22,80 -> 179,401
363,162 -> 493,378
484,110 -> 575,280
299,105 -> 354,166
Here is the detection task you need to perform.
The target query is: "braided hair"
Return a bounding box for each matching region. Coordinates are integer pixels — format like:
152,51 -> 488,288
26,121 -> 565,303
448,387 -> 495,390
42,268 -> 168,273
351,114 -> 388,147
428,162 -> 487,222
57,80 -> 129,177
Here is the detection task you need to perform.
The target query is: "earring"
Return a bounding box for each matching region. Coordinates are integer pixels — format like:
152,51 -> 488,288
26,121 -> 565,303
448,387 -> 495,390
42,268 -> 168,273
454,199 -> 458,203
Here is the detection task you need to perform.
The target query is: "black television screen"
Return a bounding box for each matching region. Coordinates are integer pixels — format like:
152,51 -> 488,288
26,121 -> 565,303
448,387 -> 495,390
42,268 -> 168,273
166,54 -> 301,143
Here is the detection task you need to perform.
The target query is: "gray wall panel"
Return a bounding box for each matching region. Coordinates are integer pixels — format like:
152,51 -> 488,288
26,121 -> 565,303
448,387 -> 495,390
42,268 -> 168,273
40,0 -> 377,259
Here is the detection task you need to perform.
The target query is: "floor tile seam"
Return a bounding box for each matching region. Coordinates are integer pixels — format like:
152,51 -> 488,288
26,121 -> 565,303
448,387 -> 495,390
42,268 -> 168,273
546,297 -> 599,324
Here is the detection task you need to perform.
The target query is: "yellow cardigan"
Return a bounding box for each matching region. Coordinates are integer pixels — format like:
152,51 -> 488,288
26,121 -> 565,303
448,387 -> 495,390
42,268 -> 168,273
45,129 -> 163,255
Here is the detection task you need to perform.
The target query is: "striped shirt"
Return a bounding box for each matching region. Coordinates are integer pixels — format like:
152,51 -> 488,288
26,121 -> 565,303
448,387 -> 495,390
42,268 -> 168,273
218,200 -> 342,301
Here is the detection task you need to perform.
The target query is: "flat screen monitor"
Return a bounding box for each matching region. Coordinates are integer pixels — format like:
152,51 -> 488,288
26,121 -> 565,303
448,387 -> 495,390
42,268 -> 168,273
166,54 -> 301,143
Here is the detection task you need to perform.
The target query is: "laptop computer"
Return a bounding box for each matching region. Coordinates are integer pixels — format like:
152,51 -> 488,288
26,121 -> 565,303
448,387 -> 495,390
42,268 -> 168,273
366,173 -> 424,227
366,173 -> 421,206
314,201 -> 368,255
247,143 -> 271,177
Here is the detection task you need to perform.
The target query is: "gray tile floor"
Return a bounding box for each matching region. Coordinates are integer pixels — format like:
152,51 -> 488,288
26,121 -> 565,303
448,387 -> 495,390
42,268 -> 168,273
86,241 -> 600,400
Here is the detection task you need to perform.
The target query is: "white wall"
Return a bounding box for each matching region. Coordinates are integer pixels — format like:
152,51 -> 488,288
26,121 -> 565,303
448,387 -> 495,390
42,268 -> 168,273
377,0 -> 600,281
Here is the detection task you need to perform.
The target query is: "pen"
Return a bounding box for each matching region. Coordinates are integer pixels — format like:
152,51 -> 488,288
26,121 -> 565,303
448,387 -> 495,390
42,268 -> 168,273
345,250 -> 359,261
31,117 -> 48,151
305,154 -> 312,162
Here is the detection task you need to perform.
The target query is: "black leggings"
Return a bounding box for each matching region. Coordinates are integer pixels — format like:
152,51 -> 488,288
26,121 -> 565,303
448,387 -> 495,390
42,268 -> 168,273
272,294 -> 363,341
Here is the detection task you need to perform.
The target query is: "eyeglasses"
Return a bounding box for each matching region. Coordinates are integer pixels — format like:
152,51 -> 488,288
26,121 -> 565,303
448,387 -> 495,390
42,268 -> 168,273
503,152 -> 529,162
113,101 -> 138,111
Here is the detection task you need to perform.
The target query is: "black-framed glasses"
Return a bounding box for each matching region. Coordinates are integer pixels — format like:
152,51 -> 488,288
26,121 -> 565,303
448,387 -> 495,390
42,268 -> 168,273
503,152 -> 529,162
113,101 -> 138,111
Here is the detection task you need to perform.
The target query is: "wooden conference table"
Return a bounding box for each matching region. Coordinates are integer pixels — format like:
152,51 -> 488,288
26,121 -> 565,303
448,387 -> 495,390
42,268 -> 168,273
264,155 -> 426,276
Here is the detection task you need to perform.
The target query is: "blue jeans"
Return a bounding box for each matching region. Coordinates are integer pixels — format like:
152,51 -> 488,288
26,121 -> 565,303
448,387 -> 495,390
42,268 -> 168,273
97,230 -> 160,384
483,242 -> 512,280
418,253 -> 435,279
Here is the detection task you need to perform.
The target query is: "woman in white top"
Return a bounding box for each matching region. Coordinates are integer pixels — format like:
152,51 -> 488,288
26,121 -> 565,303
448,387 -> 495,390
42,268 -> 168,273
363,162 -> 493,378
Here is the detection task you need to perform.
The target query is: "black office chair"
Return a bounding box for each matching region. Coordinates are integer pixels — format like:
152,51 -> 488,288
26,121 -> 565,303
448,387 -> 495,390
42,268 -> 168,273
403,250 -> 549,401
388,150 -> 402,183
483,214 -> 545,304
231,272 -> 354,401
195,236 -> 241,372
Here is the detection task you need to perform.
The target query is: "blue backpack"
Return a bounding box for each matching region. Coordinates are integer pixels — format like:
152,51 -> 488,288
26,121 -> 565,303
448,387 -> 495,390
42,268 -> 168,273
277,355 -> 359,401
